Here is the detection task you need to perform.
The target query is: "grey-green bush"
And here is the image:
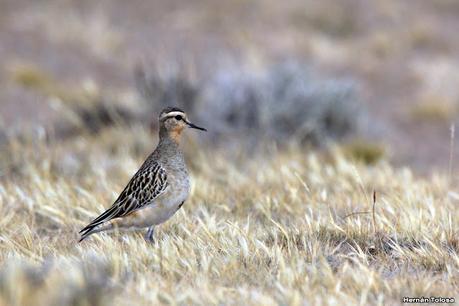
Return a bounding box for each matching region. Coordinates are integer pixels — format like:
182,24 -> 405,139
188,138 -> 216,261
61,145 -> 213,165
136,60 -> 363,145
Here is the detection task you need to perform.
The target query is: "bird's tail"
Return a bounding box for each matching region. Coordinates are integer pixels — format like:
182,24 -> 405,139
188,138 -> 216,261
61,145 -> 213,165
78,222 -> 115,242
78,206 -> 120,242
78,225 -> 98,242
79,232 -> 91,242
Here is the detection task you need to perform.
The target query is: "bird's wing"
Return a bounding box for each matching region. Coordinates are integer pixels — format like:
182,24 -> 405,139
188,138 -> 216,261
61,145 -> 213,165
79,162 -> 168,234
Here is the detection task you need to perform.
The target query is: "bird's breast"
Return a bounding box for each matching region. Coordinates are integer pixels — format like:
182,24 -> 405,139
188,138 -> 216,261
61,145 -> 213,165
168,170 -> 190,204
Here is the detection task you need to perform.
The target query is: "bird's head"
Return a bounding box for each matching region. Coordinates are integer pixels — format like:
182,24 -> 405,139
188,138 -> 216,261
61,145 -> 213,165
159,107 -> 206,141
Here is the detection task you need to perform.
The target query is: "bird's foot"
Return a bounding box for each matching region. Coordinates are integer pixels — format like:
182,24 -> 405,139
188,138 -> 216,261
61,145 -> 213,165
144,226 -> 155,243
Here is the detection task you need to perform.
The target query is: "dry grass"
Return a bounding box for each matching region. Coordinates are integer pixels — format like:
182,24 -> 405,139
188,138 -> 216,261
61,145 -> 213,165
0,126 -> 457,305
410,98 -> 458,122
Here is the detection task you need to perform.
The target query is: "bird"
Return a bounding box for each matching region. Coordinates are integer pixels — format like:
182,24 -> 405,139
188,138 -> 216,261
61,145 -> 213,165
79,106 -> 206,242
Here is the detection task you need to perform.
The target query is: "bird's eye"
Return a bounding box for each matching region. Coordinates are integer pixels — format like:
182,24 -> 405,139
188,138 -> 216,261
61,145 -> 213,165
175,115 -> 182,120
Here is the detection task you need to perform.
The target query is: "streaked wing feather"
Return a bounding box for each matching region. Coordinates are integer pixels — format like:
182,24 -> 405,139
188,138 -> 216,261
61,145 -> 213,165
80,162 -> 168,233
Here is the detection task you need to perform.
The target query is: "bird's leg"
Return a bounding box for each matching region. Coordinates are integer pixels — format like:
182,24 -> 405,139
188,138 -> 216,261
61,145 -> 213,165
145,226 -> 155,243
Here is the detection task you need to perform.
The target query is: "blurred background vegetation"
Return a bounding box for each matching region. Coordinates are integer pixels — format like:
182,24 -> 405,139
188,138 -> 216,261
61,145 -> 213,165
1,0 -> 459,175
1,1 -> 459,305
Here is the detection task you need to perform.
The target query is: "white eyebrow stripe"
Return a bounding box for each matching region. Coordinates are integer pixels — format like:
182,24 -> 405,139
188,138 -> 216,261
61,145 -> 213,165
160,111 -> 185,120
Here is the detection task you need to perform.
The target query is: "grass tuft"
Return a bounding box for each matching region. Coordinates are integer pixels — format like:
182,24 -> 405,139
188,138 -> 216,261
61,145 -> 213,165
342,140 -> 385,165
411,96 -> 458,122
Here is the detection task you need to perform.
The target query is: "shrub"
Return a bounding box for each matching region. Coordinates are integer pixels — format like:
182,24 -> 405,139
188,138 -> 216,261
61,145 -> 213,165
136,60 -> 363,146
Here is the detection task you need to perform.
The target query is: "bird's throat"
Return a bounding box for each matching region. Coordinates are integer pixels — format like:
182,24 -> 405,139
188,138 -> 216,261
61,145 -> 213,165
159,126 -> 183,144
168,129 -> 183,143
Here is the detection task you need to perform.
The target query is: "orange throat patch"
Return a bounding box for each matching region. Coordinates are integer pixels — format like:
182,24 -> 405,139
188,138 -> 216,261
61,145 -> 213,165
169,126 -> 184,142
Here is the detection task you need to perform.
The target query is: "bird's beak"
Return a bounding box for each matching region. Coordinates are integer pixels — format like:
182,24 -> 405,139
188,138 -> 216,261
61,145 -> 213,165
185,121 -> 207,131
